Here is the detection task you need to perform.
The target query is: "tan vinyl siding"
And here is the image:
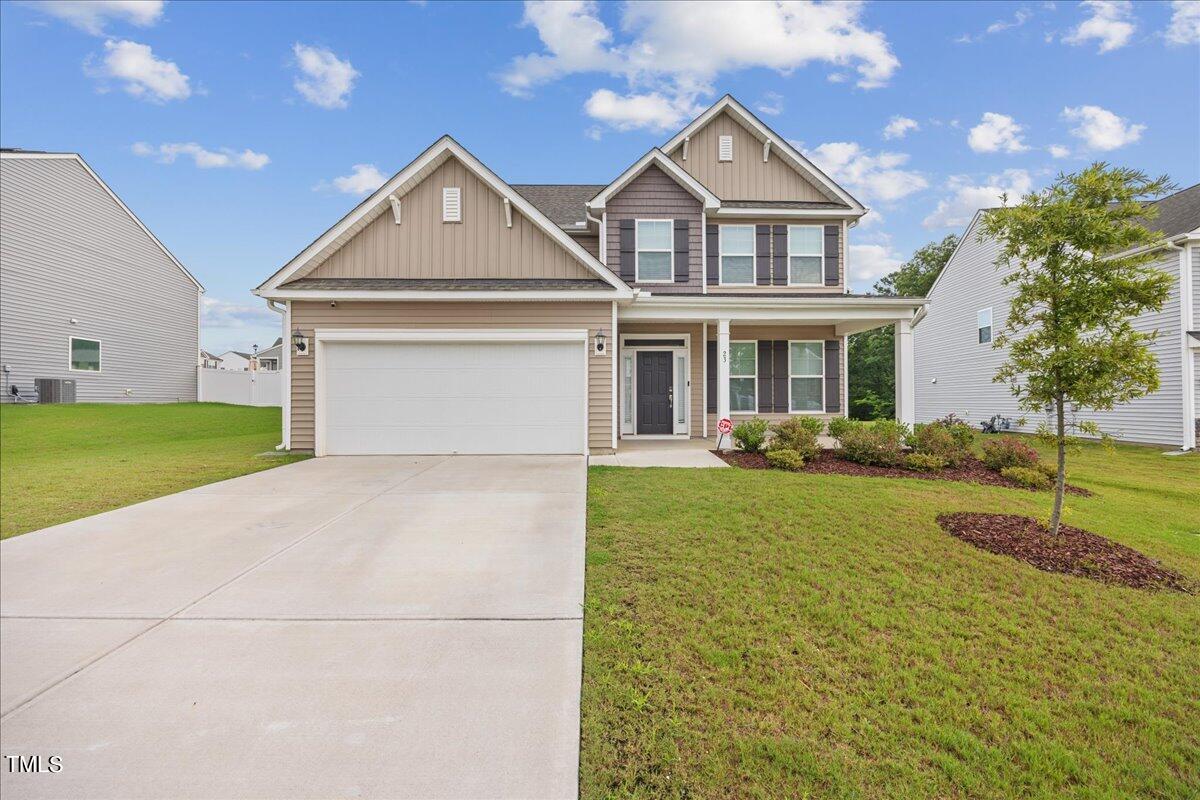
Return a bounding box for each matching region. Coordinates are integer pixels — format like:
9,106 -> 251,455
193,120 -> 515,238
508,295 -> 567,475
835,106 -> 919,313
617,322 -> 704,437
303,157 -> 595,282
711,218 -> 844,292
605,165 -> 703,293
669,111 -> 832,202
288,301 -> 613,453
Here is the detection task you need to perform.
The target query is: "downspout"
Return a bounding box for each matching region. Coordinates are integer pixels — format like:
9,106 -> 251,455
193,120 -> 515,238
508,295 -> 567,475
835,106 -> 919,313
266,299 -> 289,451
1164,237 -> 1195,451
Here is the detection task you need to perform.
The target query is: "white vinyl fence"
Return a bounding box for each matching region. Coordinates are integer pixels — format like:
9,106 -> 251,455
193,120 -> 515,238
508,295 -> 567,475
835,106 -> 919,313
197,367 -> 281,407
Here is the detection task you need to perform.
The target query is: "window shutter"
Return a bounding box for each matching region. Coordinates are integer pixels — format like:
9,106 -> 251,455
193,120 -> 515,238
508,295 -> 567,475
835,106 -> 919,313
442,187 -> 461,222
772,341 -> 788,412
706,224 -> 719,283
673,219 -> 690,282
755,225 -> 771,286
772,225 -> 787,286
619,219 -> 636,282
757,340 -> 772,412
824,225 -> 839,286
824,339 -> 841,413
718,135 -> 733,162
706,340 -> 717,412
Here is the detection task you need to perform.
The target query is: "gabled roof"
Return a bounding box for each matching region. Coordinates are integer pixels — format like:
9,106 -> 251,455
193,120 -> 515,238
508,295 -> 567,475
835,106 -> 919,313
256,136 -> 630,296
1138,182 -> 1200,239
511,184 -> 605,228
660,95 -> 865,213
0,150 -> 204,291
586,149 -> 720,212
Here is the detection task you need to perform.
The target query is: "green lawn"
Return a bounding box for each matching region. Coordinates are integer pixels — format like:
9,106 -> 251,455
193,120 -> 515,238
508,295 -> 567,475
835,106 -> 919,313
582,440 -> 1199,799
0,403 -> 307,538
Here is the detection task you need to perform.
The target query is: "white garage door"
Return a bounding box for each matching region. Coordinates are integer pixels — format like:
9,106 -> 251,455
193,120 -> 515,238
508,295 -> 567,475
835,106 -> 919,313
320,339 -> 586,455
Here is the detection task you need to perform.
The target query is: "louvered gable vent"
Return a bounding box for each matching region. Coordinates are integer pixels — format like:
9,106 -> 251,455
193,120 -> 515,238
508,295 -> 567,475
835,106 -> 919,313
442,187 -> 461,222
718,135 -> 733,162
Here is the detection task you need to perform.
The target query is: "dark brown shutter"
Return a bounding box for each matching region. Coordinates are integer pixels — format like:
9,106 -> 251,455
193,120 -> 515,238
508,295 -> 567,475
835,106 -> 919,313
772,225 -> 787,285
772,341 -> 788,412
619,219 -> 635,282
706,340 -> 717,412
673,219 -> 690,282
824,339 -> 841,413
824,225 -> 839,286
706,224 -> 719,283
757,340 -> 772,412
755,225 -> 771,285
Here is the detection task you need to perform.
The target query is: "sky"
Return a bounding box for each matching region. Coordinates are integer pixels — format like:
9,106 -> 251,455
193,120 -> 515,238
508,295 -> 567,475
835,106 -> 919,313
2,0 -> 1197,353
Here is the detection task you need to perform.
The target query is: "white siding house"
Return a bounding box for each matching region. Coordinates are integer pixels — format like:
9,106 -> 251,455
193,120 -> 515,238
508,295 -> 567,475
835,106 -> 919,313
914,184 -> 1199,450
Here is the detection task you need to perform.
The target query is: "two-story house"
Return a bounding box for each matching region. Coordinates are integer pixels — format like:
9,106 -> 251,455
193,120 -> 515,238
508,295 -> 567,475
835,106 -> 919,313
254,95 -> 924,455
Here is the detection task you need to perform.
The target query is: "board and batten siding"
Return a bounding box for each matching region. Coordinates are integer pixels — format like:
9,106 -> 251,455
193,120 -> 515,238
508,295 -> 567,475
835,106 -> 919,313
604,164 -> 703,293
618,322 -> 705,437
914,227 -> 1186,447
668,111 -> 832,203
288,301 -> 614,453
0,156 -> 199,403
301,156 -> 596,282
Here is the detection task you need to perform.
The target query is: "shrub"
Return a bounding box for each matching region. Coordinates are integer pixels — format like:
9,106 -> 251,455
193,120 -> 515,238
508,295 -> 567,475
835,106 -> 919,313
837,421 -> 907,467
933,413 -> 976,452
909,423 -> 967,467
1001,465 -> 1051,489
905,452 -> 948,471
981,436 -> 1039,472
732,418 -> 769,453
1035,461 -> 1058,481
826,417 -> 857,439
768,418 -> 821,461
765,448 -> 805,471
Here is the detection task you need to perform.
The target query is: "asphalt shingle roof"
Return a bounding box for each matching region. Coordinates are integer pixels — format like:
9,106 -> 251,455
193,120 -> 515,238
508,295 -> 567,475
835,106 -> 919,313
510,184 -> 604,227
1140,182 -> 1200,239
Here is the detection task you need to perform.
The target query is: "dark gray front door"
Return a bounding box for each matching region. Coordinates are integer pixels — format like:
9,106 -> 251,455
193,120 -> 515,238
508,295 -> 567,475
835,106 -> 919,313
636,351 -> 673,434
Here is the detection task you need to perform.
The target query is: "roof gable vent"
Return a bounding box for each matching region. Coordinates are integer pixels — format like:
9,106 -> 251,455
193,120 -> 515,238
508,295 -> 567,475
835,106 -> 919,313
718,135 -> 733,162
442,187 -> 461,222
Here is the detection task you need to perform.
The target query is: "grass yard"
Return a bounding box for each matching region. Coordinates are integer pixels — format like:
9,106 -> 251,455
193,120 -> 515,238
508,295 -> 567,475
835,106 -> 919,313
582,440 -> 1199,799
0,403 -> 307,538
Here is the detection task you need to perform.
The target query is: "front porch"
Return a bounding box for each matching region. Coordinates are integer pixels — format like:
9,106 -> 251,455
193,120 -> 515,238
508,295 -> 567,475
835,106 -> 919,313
589,437 -> 728,468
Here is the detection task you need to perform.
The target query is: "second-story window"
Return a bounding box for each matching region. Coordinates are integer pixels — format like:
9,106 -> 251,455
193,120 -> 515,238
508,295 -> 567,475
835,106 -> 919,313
635,220 -> 673,282
719,225 -> 755,285
788,225 -> 824,285
978,308 -> 993,344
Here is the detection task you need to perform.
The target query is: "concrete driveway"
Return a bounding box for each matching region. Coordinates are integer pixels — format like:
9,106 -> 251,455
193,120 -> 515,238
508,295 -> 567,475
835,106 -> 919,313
0,455 -> 585,799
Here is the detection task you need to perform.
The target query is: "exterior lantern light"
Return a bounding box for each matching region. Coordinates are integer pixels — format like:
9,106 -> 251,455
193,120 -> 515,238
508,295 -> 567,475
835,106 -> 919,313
291,328 -> 308,356
594,328 -> 607,355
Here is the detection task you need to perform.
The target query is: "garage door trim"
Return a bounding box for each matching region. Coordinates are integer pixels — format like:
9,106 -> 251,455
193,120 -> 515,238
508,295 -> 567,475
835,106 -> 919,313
313,328 -> 590,456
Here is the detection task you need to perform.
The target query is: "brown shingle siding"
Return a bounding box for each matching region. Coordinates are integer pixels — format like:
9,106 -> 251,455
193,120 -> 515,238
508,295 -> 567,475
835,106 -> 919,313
604,165 -> 703,294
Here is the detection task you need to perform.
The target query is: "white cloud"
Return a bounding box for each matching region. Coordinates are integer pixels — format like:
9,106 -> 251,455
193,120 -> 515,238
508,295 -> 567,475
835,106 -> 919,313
923,169 -> 1033,229
882,115 -> 918,140
132,142 -> 269,170
583,89 -> 700,133
316,164 -> 386,195
1048,143 -> 1071,158
848,242 -> 904,287
957,7 -> 1033,43
967,112 -> 1029,153
805,141 -> 928,204
201,297 -> 281,355
499,1 -> 900,133
1063,0 -> 1136,53
292,43 -> 359,109
87,39 -> 190,102
23,0 -> 162,35
1165,0 -> 1200,44
1061,104 -> 1145,150
755,91 -> 784,116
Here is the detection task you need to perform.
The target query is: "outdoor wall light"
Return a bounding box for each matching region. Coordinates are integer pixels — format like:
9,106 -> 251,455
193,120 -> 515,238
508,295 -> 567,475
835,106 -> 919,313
292,328 -> 309,356
594,328 -> 607,355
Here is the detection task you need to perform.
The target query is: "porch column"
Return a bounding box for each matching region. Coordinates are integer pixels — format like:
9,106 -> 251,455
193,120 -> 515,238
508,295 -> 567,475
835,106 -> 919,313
716,318 -> 731,444
894,318 -> 915,426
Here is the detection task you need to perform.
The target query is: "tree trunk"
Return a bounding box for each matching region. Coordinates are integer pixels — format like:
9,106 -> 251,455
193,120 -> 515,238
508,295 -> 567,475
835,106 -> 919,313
1050,396 -> 1066,535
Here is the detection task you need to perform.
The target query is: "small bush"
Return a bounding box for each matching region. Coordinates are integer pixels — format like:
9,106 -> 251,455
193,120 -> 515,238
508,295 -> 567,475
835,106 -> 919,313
909,423 -> 967,467
732,418 -> 769,453
837,421 -> 907,467
981,436 -> 1039,472
933,414 -> 976,452
826,417 -> 857,440
768,418 -> 821,461
765,448 -> 805,471
872,419 -> 912,444
1035,461 -> 1059,481
1001,465 -> 1051,489
905,452 -> 948,471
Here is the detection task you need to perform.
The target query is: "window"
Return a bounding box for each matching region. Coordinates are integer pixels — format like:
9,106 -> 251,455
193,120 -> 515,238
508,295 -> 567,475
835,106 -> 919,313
978,308 -> 992,344
676,355 -> 687,425
442,187 -> 461,222
635,220 -> 673,282
729,341 -> 756,413
69,337 -> 101,372
719,225 -> 755,285
622,353 -> 633,425
718,134 -> 733,162
788,225 -> 824,285
789,341 -> 824,413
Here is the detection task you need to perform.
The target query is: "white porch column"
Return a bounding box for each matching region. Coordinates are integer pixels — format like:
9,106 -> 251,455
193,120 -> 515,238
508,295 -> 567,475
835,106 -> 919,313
894,318 -> 915,427
716,318 -> 732,444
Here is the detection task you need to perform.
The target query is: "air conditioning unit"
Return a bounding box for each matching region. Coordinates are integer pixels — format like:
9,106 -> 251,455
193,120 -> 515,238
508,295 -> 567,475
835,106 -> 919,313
35,378 -> 77,404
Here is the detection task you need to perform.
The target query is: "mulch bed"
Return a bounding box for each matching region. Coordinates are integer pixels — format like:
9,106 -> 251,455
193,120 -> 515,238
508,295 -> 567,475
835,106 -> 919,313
712,450 -> 1093,496
938,512 -> 1193,592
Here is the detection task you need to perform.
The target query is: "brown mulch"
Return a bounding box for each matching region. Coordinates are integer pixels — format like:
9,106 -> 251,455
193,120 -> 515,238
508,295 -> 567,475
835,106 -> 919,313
938,512 -> 1193,592
712,450 -> 1093,496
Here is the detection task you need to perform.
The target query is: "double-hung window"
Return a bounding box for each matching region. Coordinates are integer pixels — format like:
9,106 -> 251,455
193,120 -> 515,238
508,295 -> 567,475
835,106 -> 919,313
789,341 -> 824,412
69,337 -> 101,372
636,220 -> 673,282
729,341 -> 756,412
719,225 -> 755,285
788,225 -> 824,285
978,308 -> 993,344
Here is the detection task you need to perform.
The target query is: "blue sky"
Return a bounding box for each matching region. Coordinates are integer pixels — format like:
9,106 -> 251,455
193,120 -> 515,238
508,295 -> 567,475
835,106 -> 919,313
2,0 -> 1197,352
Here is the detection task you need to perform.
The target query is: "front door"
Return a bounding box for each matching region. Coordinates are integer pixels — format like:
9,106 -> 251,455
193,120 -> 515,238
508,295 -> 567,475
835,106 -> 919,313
636,351 -> 673,434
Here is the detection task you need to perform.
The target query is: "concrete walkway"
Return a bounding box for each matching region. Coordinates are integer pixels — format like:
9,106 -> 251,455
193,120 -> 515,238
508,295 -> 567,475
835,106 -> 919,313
1,455 -> 585,799
589,438 -> 729,468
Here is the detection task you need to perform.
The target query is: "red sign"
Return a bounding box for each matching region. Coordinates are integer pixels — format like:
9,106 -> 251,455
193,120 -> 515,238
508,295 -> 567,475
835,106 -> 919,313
717,418 -> 733,435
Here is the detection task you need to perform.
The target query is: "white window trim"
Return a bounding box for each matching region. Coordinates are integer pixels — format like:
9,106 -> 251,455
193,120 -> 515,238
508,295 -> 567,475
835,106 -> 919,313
978,307 -> 993,344
634,219 -> 675,284
719,225 -> 756,287
787,340 -> 825,414
67,336 -> 102,374
618,333 -> 691,437
787,224 -> 825,287
442,187 -> 461,223
729,339 -> 757,415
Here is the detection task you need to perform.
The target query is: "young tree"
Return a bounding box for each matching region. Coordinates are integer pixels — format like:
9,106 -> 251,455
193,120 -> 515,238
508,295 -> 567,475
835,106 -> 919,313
979,164 -> 1173,535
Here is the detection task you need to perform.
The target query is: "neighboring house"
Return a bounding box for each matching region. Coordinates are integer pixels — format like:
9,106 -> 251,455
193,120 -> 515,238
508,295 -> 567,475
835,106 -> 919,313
215,350 -> 253,371
199,350 -> 223,369
0,150 -> 203,403
913,183 -> 1199,450
255,338 -> 283,371
254,95 -> 924,455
